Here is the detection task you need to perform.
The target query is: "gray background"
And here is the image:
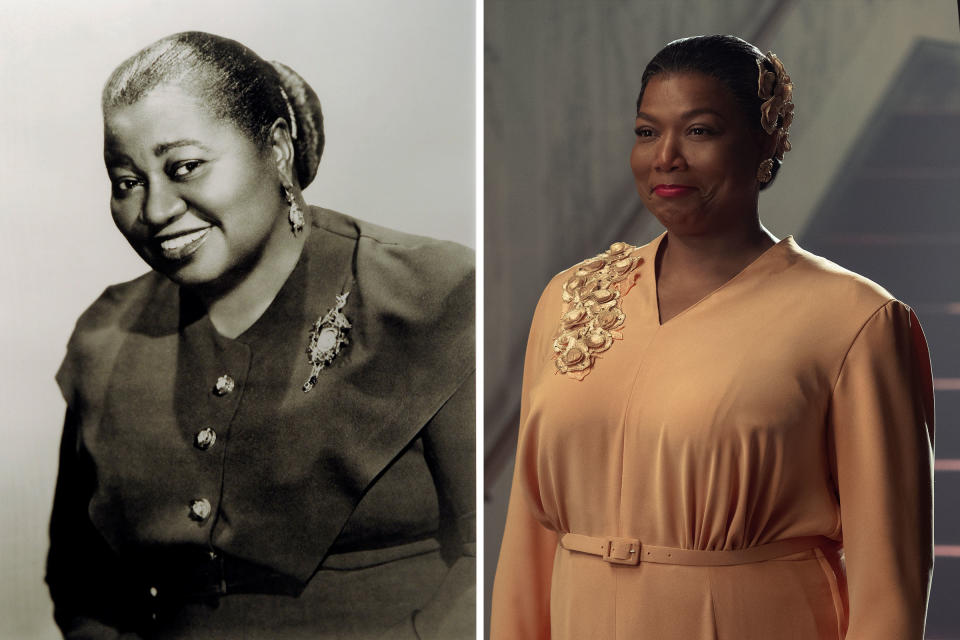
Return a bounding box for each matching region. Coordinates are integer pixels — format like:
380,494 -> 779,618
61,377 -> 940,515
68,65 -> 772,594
0,1 -> 474,637
484,0 -> 959,637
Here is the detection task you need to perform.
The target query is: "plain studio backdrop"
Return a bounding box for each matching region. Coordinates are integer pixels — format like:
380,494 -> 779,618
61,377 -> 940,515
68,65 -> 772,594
0,1 -> 474,637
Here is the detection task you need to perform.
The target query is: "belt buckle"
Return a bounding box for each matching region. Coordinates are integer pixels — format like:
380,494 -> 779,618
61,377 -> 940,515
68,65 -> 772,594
602,537 -> 640,565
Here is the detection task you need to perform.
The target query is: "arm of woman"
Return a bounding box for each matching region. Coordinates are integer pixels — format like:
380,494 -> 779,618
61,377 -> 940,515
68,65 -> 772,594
489,283 -> 561,640
46,408 -> 143,640
407,370 -> 477,640
489,458 -> 558,640
828,300 -> 935,639
48,285 -> 149,639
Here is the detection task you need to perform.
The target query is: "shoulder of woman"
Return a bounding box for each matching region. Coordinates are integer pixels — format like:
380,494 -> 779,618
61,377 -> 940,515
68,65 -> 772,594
781,238 -> 897,319
58,271 -> 171,405
68,271 -> 170,345
535,237 -> 652,316
313,206 -> 474,318
310,208 -> 475,402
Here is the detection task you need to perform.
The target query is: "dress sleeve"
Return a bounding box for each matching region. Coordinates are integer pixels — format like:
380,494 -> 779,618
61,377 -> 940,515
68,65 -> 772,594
48,319 -> 145,639
828,300 -> 935,639
489,284 -> 561,640
46,408 -> 144,640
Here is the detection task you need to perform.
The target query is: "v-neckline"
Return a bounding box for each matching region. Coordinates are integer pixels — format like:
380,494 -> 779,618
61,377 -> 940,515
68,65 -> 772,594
651,232 -> 793,328
183,208 -> 357,349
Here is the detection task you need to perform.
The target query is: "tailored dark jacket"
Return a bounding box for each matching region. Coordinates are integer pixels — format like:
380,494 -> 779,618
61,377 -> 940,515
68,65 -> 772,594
47,208 -> 475,639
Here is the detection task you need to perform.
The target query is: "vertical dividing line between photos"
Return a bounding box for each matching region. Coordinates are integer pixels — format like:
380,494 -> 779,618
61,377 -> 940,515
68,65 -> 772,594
474,0 -> 485,636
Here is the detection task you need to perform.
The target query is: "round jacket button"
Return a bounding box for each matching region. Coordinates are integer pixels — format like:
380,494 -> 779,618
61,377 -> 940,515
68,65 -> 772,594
189,498 -> 212,522
214,375 -> 235,396
149,586 -> 158,598
194,428 -> 217,451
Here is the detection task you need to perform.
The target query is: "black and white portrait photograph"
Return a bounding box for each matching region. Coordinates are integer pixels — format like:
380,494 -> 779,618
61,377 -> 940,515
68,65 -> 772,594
0,1 -> 476,638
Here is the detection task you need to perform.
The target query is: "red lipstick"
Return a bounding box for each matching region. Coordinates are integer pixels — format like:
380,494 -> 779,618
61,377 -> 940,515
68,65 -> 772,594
653,184 -> 696,197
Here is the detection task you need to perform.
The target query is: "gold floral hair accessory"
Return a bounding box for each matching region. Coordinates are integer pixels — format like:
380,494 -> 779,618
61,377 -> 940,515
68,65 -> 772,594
553,242 -> 643,380
757,52 -> 794,162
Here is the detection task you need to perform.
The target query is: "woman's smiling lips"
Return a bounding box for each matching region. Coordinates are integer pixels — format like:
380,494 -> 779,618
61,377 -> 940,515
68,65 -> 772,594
653,184 -> 697,197
154,226 -> 213,261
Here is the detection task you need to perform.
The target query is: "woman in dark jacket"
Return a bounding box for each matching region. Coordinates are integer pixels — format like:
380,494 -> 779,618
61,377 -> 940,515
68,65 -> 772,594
46,31 -> 474,640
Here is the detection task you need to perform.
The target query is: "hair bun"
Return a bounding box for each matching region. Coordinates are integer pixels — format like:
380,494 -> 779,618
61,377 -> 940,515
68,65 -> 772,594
270,61 -> 324,188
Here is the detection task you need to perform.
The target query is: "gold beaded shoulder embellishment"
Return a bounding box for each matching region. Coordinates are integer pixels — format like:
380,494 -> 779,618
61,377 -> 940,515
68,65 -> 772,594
553,242 -> 643,380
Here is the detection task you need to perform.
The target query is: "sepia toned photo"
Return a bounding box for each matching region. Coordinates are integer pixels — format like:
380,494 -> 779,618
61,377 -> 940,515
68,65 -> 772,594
1,2 -> 475,638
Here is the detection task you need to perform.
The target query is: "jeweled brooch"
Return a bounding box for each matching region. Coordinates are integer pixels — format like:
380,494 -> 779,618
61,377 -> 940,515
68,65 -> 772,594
553,242 -> 643,379
302,291 -> 352,392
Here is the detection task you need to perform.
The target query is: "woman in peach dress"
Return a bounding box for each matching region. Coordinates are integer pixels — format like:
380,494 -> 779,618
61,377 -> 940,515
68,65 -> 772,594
490,35 -> 934,639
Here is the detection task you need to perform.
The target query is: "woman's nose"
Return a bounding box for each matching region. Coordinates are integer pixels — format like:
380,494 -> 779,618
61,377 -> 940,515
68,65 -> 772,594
140,182 -> 186,228
654,133 -> 687,172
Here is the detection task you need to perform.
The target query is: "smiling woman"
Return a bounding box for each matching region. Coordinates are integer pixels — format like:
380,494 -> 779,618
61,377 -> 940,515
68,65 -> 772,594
47,31 -> 474,639
630,73 -> 771,239
100,34 -> 327,337
491,35 -> 934,640
105,85 -> 290,284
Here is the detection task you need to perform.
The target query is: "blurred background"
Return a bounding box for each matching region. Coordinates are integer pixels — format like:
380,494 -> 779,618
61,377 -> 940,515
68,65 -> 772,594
0,1 -> 474,637
484,0 -> 959,637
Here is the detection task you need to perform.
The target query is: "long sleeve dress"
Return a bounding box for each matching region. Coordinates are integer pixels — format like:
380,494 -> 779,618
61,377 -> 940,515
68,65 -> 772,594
490,233 -> 934,640
47,207 -> 475,640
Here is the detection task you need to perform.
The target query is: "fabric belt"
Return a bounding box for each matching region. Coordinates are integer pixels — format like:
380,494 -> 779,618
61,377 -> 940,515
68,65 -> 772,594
140,536 -> 445,601
559,533 -> 838,566
142,549 -> 303,599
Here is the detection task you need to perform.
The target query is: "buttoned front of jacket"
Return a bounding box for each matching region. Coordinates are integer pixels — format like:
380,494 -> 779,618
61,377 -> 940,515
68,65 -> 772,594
47,208 -> 476,639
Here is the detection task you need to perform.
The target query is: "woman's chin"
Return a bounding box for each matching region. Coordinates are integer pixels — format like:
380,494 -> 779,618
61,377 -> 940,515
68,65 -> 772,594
650,209 -> 712,235
136,238 -> 231,289
147,253 -> 227,289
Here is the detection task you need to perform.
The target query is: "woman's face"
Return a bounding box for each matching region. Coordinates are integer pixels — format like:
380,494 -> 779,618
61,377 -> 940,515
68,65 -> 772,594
104,84 -> 287,291
630,72 -> 766,236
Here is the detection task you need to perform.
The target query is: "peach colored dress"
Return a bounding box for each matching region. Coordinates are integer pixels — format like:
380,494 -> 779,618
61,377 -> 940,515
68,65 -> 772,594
490,234 -> 934,640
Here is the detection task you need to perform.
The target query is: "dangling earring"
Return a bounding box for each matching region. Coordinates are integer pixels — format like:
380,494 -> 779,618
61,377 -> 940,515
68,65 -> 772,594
756,158 -> 774,184
284,185 -> 305,235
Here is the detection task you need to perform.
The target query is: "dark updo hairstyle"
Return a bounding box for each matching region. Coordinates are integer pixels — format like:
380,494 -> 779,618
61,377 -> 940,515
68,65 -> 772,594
103,31 -> 324,189
637,35 -> 785,189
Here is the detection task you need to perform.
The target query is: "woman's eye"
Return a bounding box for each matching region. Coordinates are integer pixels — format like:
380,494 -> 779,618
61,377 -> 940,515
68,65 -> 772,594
113,177 -> 142,193
689,126 -> 712,136
634,127 -> 654,138
171,160 -> 202,178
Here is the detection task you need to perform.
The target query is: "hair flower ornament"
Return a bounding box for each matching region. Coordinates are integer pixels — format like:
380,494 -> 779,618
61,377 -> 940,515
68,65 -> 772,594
302,291 -> 351,392
757,52 -> 794,164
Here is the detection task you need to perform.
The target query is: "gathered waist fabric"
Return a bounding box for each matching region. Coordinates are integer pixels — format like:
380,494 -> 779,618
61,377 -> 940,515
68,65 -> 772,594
559,533 -> 839,566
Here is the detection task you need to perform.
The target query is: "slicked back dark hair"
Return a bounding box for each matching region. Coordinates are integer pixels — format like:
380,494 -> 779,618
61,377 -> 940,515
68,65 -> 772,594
103,31 -> 324,188
637,35 -> 783,189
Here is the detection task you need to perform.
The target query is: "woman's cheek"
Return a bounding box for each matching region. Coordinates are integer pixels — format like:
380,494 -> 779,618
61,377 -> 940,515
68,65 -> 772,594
110,198 -> 129,229
629,147 -> 649,194
111,197 -> 142,239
